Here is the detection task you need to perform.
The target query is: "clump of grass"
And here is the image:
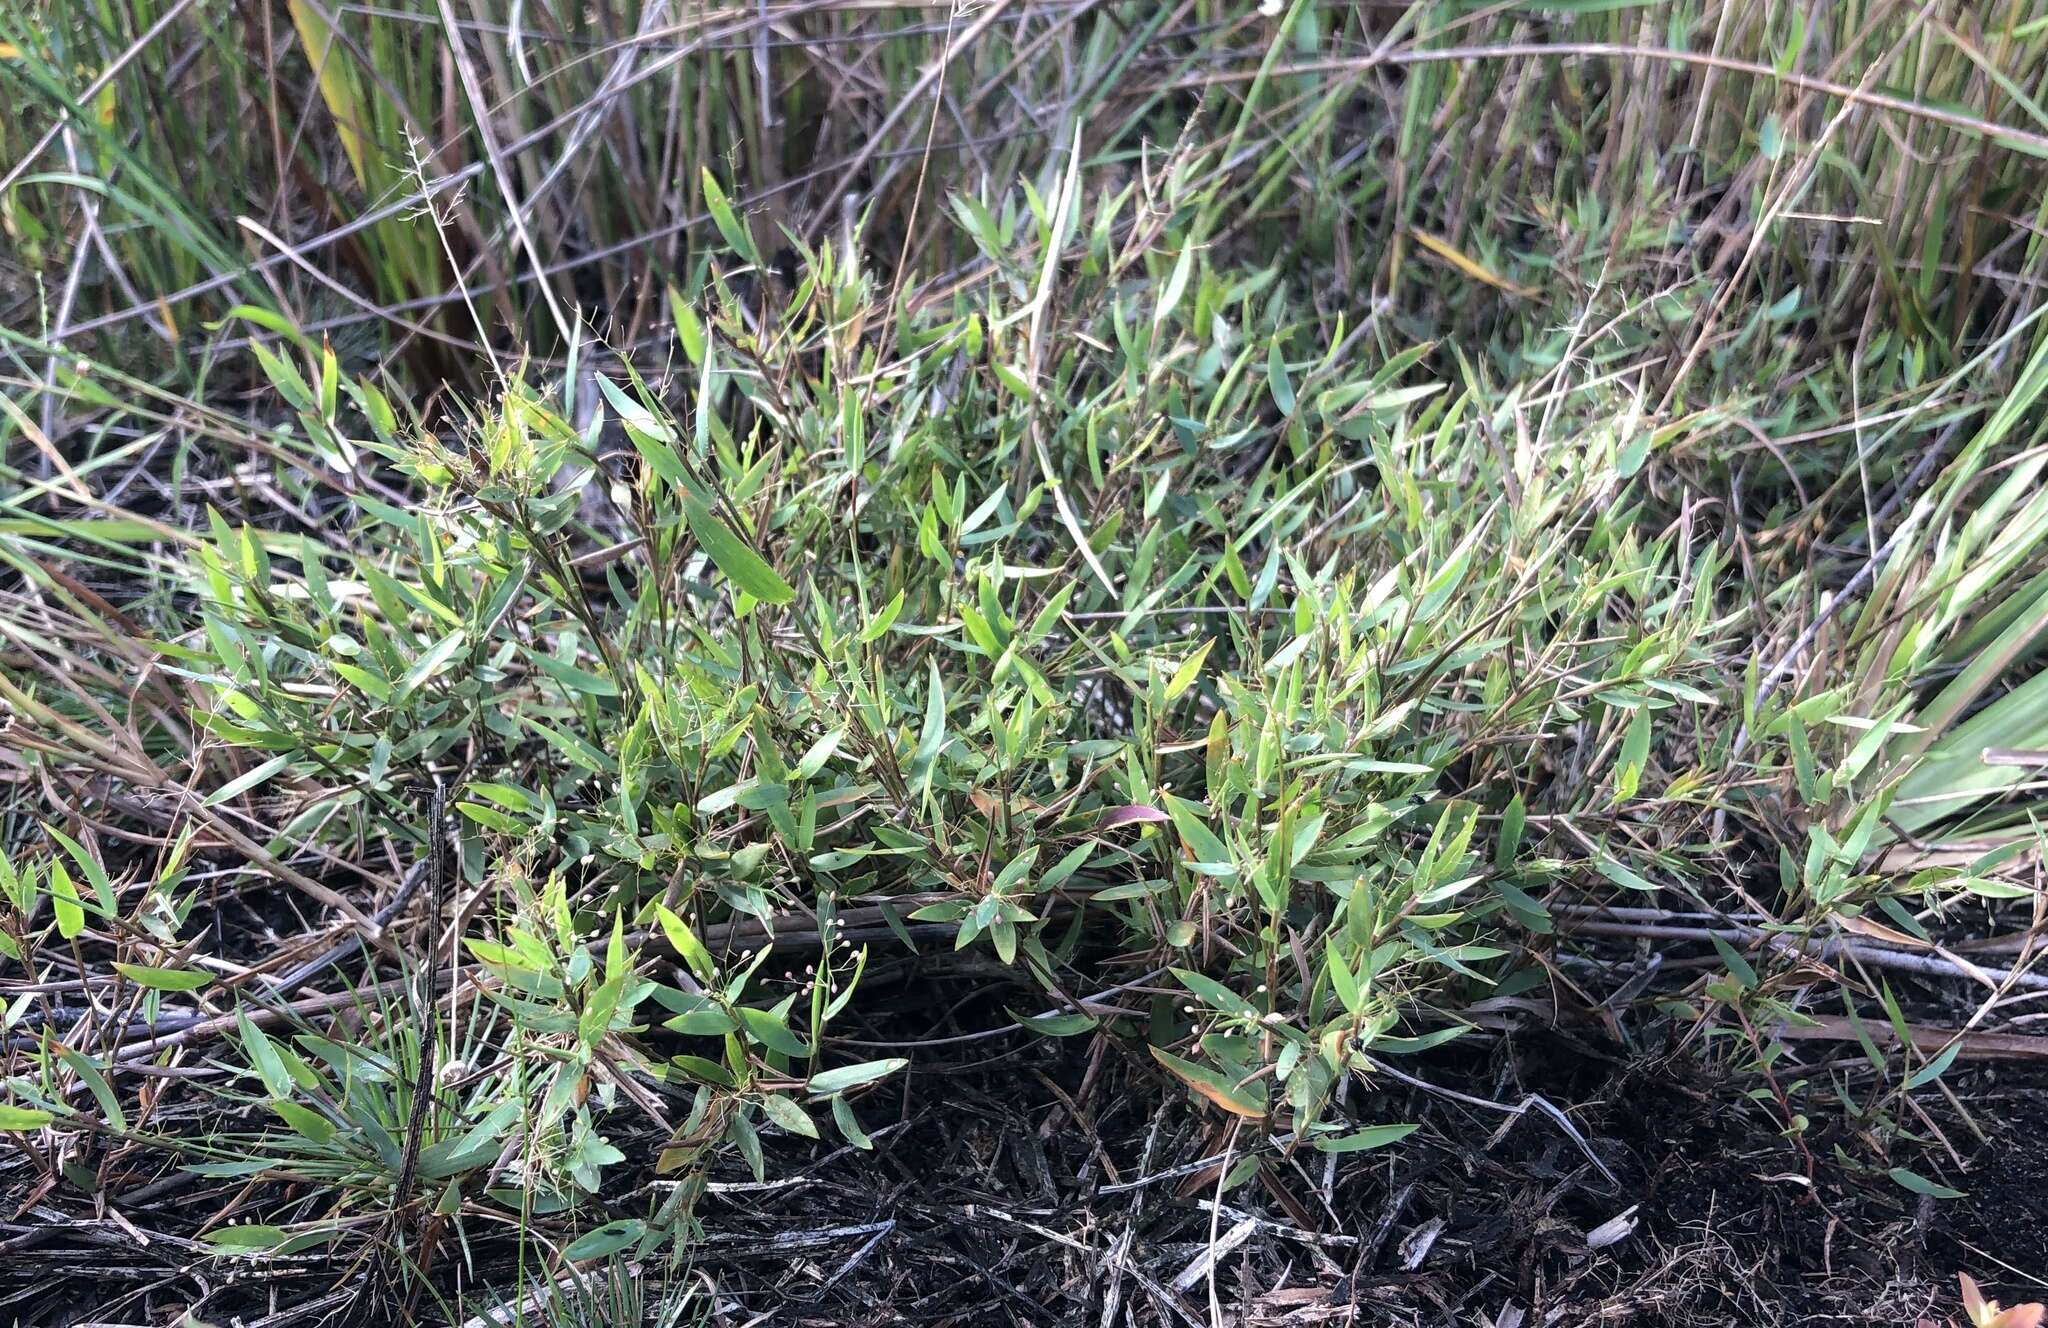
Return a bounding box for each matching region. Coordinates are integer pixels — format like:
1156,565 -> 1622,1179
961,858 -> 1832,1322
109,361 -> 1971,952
0,133 -> 1739,1279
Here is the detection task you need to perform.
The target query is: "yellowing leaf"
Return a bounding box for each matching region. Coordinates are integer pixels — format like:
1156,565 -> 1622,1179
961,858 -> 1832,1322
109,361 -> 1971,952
287,0 -> 370,190
656,903 -> 716,984
1165,639 -> 1213,703
1408,228 -> 1537,299
49,862 -> 84,939
1149,1046 -> 1266,1119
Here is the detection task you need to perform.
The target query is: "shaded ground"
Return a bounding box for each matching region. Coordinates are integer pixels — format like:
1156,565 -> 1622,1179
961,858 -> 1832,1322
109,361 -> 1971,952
11,961 -> 2043,1327
676,1030 -> 2042,1327
683,1073 -> 1964,1323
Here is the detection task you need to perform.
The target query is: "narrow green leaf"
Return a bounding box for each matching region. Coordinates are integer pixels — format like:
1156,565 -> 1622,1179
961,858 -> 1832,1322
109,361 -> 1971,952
1495,794 -> 1527,871
860,589 -> 905,642
669,286 -> 706,365
1313,1123 -> 1419,1153
563,1219 -> 647,1262
671,1054 -> 737,1087
913,661 -> 947,769
759,1093 -> 818,1138
1164,794 -> 1235,876
0,1105 -> 53,1131
1267,342 -> 1296,414
682,495 -> 793,604
272,1100 -> 335,1143
45,824 -> 113,914
1008,1008 -> 1097,1036
1709,934 -> 1757,989
1174,969 -> 1258,1017
1154,244 -> 1194,328
700,168 -> 759,263
831,1094 -> 874,1149
663,1005 -> 736,1037
808,1058 -> 908,1095
208,1225 -> 290,1251
655,904 -> 717,984
737,1006 -> 811,1057
59,1049 -> 124,1132
1615,708 -> 1651,802
1904,1041 -> 1962,1091
394,629 -> 467,705
1887,1166 -> 1963,1199
49,863 -> 84,939
625,415 -> 688,487
1165,640 -> 1214,703
113,962 -> 213,991
237,1010 -> 293,1099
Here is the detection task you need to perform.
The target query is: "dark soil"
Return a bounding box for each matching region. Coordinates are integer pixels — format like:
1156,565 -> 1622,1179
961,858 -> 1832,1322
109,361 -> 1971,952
14,958 -> 2039,1328
656,995 -> 2048,1327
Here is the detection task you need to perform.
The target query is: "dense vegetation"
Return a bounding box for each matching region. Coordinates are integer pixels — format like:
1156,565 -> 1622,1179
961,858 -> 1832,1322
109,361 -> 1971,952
6,2 -> 2048,1323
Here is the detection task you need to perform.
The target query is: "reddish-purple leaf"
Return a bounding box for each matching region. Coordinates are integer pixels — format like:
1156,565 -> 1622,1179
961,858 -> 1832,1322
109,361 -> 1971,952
1099,804 -> 1170,829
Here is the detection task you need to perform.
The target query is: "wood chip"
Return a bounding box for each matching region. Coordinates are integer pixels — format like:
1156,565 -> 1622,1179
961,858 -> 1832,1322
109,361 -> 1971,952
1586,1205 -> 1639,1250
1400,1216 -> 1444,1271
1171,1216 -> 1257,1292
